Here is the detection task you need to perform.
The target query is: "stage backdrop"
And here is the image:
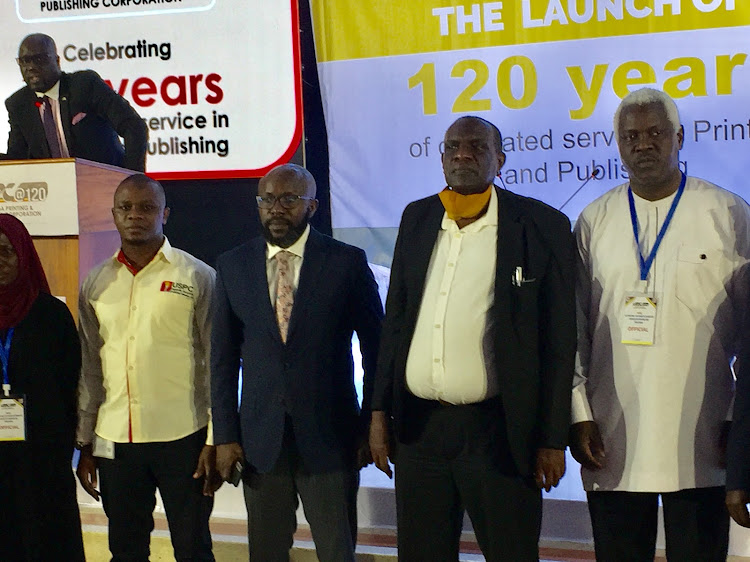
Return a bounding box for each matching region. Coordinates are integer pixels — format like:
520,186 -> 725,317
311,0 -> 750,264
0,0 -> 302,179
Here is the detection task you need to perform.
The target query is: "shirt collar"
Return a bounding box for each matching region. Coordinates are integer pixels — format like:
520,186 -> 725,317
35,80 -> 61,101
440,185 -> 499,232
113,236 -> 172,272
266,224 -> 310,261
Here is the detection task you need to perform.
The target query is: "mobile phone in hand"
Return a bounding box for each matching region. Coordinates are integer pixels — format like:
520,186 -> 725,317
229,460 -> 244,486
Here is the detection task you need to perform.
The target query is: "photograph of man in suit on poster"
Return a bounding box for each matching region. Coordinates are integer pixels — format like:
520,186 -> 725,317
2,33 -> 147,171
369,115 -> 577,562
211,163 -> 383,562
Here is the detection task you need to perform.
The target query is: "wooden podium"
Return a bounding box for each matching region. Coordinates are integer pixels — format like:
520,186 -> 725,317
0,158 -> 135,321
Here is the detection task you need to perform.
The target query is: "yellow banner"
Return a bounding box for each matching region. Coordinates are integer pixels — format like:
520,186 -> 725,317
312,0 -> 748,62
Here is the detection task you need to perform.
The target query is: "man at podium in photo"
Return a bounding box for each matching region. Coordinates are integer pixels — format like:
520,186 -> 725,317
2,33 -> 147,171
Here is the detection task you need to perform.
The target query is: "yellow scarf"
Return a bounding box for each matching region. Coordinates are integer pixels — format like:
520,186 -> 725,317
438,186 -> 492,221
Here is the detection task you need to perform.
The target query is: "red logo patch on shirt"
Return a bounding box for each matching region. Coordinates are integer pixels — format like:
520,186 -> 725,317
159,280 -> 194,298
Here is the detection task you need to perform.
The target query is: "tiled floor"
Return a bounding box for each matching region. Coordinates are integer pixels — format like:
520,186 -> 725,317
81,508 -> 750,561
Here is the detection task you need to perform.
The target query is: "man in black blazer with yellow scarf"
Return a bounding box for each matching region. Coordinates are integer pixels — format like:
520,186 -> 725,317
369,116 -> 577,561
3,34 -> 147,171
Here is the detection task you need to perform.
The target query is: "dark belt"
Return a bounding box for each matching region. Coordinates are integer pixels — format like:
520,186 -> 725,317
435,396 -> 501,408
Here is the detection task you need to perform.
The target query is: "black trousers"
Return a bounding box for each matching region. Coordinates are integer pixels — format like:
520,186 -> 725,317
242,418 -> 359,562
588,487 -> 729,562
98,428 -> 215,562
395,398 -> 542,562
0,441 -> 85,562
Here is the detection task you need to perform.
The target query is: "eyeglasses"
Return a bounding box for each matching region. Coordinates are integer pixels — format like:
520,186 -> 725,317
256,194 -> 315,210
16,54 -> 52,67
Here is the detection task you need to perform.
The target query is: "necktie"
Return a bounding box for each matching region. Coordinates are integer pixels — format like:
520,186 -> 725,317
275,251 -> 294,342
41,96 -> 63,158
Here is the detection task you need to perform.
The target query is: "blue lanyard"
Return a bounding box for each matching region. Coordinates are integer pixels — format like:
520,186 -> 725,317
628,173 -> 686,281
0,328 -> 14,387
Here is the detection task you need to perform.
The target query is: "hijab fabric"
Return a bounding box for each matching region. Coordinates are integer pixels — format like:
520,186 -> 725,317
0,214 -> 50,330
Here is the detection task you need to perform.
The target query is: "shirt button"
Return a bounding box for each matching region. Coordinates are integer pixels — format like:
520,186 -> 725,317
447,263 -> 455,268
131,306 -> 137,311
128,366 -> 134,370
433,358 -> 440,363
129,336 -> 135,341
440,291 -> 447,296
434,324 -> 441,329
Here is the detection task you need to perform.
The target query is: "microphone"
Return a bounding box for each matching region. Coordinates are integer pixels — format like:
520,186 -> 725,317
558,167 -> 602,211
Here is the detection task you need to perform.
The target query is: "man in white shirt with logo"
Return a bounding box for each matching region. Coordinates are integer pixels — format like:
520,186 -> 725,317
571,88 -> 750,561
76,174 -> 218,561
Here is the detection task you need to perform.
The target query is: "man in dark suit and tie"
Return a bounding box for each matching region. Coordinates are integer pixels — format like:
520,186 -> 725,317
211,163 -> 383,562
3,34 -> 147,171
369,116 -> 577,561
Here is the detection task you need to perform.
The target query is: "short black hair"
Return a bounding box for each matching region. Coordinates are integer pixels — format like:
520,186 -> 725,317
453,115 -> 503,153
115,173 -> 167,207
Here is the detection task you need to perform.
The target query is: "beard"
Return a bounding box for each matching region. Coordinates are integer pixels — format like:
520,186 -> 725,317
262,209 -> 311,248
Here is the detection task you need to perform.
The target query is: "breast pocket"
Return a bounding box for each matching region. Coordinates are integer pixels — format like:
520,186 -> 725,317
152,291 -> 195,338
675,246 -> 732,314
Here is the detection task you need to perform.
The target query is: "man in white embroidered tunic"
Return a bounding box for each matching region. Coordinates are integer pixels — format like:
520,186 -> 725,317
570,88 -> 750,561
75,174 -> 218,561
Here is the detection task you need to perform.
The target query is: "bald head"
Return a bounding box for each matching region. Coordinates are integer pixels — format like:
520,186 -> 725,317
20,34 -> 56,54
259,164 -> 317,199
257,164 -> 318,248
17,34 -> 61,92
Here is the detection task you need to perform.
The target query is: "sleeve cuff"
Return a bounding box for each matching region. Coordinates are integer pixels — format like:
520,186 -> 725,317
571,384 -> 594,424
205,417 -> 214,446
76,412 -> 97,444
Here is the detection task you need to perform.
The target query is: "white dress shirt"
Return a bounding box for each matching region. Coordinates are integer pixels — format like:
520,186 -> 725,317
405,187 -> 500,404
265,224 -> 310,302
573,176 -> 750,492
77,238 -> 215,445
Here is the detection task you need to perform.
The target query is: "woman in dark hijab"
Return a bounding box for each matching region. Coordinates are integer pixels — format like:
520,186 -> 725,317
0,214 -> 85,561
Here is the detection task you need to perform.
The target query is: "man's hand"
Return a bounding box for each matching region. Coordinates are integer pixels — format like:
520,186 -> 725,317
535,448 -> 566,492
76,447 -> 100,501
356,438 -> 373,470
193,445 -> 222,496
215,442 -> 244,482
569,421 -> 606,470
369,411 -> 393,478
726,489 -> 750,527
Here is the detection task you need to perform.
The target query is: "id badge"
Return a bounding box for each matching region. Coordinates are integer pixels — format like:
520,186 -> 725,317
0,395 -> 26,441
621,294 -> 657,345
93,434 -> 115,459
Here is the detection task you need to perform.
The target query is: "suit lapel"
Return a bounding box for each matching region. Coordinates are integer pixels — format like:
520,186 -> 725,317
495,188 -> 525,326
285,229 -> 327,343
21,88 -> 50,158
408,197 -> 444,309
58,74 -> 74,155
243,238 -> 282,343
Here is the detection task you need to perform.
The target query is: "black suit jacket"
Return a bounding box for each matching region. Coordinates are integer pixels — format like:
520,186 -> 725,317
4,71 -> 147,171
728,345 -> 750,491
372,187 -> 577,477
211,229 -> 383,473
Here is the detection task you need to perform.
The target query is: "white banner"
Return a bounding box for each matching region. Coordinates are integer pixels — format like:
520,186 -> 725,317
0,160 -> 79,235
312,1 -> 750,233
1,1 -> 302,179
